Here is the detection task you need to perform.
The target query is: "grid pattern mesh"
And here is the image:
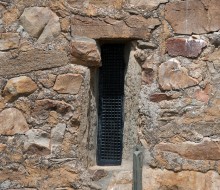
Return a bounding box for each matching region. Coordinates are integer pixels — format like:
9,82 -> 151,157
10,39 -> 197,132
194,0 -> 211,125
97,44 -> 125,166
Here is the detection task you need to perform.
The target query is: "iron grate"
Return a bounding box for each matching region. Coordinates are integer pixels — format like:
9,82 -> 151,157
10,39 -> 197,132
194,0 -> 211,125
97,44 -> 125,166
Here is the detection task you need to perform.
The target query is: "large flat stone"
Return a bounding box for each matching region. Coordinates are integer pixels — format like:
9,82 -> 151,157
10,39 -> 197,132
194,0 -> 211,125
71,15 -> 155,39
165,0 -> 220,34
53,73 -> 83,94
155,138 -> 220,160
0,50 -> 68,76
142,168 -> 220,190
166,37 -> 206,58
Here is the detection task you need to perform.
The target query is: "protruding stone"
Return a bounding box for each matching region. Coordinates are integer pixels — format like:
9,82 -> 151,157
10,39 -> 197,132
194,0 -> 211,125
0,108 -> 29,135
0,33 -> 20,51
25,129 -> 50,155
20,7 -> 60,43
3,76 -> 37,102
150,93 -> 174,102
165,0 -> 220,34
53,73 -> 83,94
71,15 -> 152,40
155,138 -> 220,160
137,41 -> 157,49
166,37 -> 206,58
70,36 -> 101,67
158,58 -> 199,90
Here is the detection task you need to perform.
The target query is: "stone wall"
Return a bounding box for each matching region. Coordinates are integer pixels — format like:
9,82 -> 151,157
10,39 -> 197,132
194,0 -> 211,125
1,0 -> 220,189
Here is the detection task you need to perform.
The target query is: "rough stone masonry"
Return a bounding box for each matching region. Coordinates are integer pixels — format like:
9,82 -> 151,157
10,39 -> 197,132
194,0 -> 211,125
1,0 -> 220,189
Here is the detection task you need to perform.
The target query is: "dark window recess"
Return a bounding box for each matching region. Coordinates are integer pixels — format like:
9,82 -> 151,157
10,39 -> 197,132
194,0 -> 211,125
97,44 -> 126,166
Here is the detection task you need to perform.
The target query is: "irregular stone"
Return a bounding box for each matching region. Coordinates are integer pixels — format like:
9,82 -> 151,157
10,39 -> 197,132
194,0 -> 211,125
25,129 -> 50,155
51,123 -> 66,145
15,98 -> 32,115
155,138 -> 220,160
2,8 -> 19,26
20,7 -> 60,43
91,169 -> 108,181
3,76 -> 37,102
0,108 -> 29,135
38,74 -> 56,88
166,37 -> 206,58
177,98 -> 220,125
53,73 -> 83,94
60,17 -> 70,32
209,32 -> 220,47
0,49 -> 68,76
0,33 -> 20,51
204,50 -> 220,71
137,41 -> 157,49
88,0 -> 124,9
142,168 -> 220,190
37,15 -> 61,44
134,50 -> 147,63
150,93 -> 174,102
125,16 -> 160,29
107,171 -> 132,190
65,0 -> 126,17
158,58 -> 199,90
67,0 -> 124,10
70,36 -> 101,67
71,15 -> 151,39
128,0 -> 168,10
165,0 -> 220,34
33,99 -> 73,120
48,111 -> 58,125
0,165 -> 78,189
142,69 -> 154,84
0,143 -> 6,152
0,98 -> 6,110
204,49 -> 220,62
195,89 -> 210,103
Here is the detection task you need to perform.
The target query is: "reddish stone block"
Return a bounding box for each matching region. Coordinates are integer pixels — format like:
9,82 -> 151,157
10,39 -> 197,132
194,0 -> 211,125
166,38 -> 206,58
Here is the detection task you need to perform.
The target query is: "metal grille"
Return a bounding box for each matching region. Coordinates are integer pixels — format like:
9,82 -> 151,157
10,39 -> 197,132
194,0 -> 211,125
97,44 -> 125,166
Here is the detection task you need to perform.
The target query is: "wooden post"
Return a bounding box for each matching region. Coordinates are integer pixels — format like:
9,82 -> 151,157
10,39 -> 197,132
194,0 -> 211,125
132,147 -> 143,190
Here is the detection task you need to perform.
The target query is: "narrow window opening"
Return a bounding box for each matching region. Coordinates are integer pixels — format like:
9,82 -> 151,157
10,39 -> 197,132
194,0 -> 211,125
97,44 -> 126,166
